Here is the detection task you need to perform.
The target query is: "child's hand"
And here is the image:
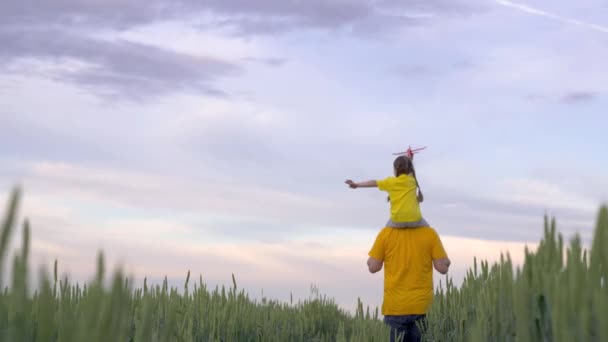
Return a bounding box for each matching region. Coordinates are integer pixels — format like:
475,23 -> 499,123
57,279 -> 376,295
344,180 -> 358,189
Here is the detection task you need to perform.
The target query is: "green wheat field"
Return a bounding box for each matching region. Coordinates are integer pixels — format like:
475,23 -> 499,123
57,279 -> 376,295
1,188 -> 606,341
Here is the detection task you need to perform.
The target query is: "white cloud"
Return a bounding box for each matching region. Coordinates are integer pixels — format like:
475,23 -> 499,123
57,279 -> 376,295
495,0 -> 608,34
496,177 -> 597,213
113,22 -> 267,62
19,161 -> 343,228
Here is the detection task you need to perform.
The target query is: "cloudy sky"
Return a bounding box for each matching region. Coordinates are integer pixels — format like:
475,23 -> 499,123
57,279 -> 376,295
1,0 -> 607,312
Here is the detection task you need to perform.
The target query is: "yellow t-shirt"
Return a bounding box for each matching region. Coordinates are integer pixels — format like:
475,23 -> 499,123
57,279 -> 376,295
368,227 -> 448,315
377,174 -> 422,222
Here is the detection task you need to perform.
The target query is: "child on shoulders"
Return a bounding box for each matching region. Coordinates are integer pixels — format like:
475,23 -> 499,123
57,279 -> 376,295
345,155 -> 429,229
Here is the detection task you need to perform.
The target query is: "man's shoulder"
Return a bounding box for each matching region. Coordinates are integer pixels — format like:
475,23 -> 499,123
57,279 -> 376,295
422,226 -> 440,233
378,227 -> 393,236
380,227 -> 440,239
412,227 -> 441,240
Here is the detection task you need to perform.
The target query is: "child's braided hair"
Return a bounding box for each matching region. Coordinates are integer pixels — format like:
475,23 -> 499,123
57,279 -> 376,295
389,156 -> 424,203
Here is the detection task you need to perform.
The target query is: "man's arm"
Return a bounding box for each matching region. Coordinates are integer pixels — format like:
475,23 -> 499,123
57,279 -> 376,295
433,258 -> 451,275
345,180 -> 377,188
430,229 -> 450,274
367,256 -> 383,273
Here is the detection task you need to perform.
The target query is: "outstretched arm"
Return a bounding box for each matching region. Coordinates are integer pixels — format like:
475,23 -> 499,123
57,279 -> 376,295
345,180 -> 377,189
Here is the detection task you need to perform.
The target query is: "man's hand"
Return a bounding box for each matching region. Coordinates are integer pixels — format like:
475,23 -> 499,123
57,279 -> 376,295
367,256 -> 383,273
433,258 -> 451,275
345,180 -> 358,189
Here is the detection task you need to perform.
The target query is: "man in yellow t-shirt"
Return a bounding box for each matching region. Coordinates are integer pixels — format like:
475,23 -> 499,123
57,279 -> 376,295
368,227 -> 450,342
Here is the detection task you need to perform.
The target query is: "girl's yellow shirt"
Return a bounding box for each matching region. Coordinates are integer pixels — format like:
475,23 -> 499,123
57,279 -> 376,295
377,174 -> 422,222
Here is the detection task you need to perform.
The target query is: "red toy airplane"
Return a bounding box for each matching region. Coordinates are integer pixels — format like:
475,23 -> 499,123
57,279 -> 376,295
393,146 -> 427,159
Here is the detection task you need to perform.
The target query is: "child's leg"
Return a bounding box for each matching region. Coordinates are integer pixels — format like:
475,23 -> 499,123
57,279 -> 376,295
386,218 -> 429,229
